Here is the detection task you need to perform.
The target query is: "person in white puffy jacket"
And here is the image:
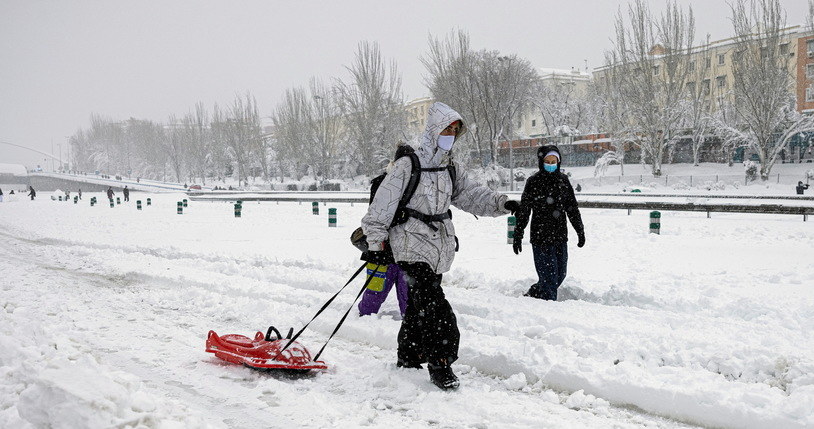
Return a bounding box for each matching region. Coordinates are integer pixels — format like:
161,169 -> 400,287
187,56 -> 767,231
362,102 -> 519,390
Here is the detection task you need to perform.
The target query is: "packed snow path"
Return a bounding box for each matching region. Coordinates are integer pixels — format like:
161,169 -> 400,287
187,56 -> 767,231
1,194 -> 812,428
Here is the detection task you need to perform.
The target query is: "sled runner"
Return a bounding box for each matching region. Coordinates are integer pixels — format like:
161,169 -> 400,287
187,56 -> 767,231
205,326 -> 327,371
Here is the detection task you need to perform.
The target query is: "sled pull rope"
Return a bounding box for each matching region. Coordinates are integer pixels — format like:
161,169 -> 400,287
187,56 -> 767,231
276,262 -> 367,356
313,265 -> 379,361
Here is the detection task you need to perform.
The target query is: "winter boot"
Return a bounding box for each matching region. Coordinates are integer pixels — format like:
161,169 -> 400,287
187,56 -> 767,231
428,364 -> 459,390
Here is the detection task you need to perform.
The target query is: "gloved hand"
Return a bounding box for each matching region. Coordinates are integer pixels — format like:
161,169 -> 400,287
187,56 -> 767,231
367,250 -> 391,266
577,231 -> 586,248
513,236 -> 522,254
504,200 -> 520,215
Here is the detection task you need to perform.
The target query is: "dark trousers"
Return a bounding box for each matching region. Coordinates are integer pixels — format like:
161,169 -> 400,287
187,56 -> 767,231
527,243 -> 568,301
396,261 -> 460,367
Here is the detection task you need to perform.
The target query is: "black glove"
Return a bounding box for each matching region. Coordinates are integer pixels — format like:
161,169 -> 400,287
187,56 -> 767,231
366,250 -> 392,266
577,231 -> 586,248
513,236 -> 522,254
504,200 -> 520,215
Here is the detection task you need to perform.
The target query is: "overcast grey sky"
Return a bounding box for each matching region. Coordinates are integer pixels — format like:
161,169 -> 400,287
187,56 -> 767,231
0,0 -> 809,167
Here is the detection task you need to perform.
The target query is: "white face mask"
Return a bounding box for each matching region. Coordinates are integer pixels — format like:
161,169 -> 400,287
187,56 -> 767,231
437,135 -> 455,151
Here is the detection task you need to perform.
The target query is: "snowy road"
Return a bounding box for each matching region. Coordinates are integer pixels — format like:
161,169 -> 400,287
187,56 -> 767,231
1,194 -> 812,428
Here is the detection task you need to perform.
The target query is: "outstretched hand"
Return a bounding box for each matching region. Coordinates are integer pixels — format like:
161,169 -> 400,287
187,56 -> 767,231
504,200 -> 520,215
513,236 -> 522,254
577,232 -> 586,248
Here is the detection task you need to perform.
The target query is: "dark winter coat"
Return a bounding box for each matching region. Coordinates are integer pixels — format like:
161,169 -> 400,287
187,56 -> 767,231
514,145 -> 584,245
107,189 -> 114,199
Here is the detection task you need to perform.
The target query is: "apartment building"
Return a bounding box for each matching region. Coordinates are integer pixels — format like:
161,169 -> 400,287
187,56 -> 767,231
798,32 -> 814,113
516,68 -> 591,138
594,26 -> 804,114
405,96 -> 434,136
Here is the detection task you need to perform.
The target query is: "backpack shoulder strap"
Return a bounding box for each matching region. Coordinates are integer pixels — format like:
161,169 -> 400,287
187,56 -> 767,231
399,153 -> 421,210
447,161 -> 457,196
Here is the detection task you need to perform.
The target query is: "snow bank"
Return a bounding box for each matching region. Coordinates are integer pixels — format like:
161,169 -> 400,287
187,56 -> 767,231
0,295 -> 218,428
1,193 -> 812,428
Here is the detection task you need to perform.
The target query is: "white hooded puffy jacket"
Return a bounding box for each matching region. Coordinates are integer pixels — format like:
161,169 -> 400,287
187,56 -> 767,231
361,102 -> 509,274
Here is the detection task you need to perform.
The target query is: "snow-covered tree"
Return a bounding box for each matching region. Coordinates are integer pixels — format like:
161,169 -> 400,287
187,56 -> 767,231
721,0 -> 813,180
422,30 -> 537,166
334,41 -> 406,176
606,0 -> 696,176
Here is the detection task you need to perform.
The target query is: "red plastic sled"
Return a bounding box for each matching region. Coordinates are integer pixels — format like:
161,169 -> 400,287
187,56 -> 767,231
206,326 -> 328,372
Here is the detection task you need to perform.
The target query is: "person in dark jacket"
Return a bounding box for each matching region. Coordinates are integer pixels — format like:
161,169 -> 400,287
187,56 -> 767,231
123,186 -> 130,202
797,181 -> 810,195
28,186 -> 36,200
106,187 -> 114,200
513,145 -> 585,301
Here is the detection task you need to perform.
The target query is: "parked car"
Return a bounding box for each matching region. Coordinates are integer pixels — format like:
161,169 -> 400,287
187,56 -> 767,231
188,184 -> 202,190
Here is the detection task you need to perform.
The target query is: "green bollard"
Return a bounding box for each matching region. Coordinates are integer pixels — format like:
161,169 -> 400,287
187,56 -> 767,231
116,197 -> 120,205
137,200 -> 142,210
312,202 -> 319,215
177,201 -> 183,215
74,196 -> 78,204
328,208 -> 337,227
507,216 -> 516,244
649,211 -> 661,234
146,198 -> 151,206
58,195 -> 62,201
109,198 -> 114,208
234,203 -> 242,218
183,199 -> 188,208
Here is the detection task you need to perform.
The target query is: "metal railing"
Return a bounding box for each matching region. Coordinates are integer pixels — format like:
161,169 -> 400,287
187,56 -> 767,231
187,192 -> 814,221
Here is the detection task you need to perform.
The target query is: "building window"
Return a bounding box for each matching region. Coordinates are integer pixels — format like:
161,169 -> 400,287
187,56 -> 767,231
717,54 -> 725,65
716,75 -> 727,89
807,64 -> 814,79
780,43 -> 789,56
531,119 -> 536,127
688,60 -> 696,72
760,47 -> 769,59
518,121 -> 522,128
653,65 -> 660,76
705,57 -> 712,69
702,79 -> 711,95
686,81 -> 696,94
807,87 -> 814,102
807,39 -> 814,55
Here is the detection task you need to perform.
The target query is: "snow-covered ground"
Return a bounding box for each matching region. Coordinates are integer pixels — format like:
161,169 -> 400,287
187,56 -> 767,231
1,193 -> 813,428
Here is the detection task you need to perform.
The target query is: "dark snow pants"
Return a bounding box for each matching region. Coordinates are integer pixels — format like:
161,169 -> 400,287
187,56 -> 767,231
396,261 -> 460,366
527,243 -> 568,301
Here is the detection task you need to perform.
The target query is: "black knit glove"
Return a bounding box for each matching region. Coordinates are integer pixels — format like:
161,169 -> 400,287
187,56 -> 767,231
504,200 -> 520,215
577,231 -> 586,248
513,235 -> 522,254
367,250 -> 391,266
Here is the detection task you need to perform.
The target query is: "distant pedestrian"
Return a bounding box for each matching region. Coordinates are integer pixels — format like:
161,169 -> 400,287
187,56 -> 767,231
123,186 -> 130,202
797,181 -> 810,195
28,186 -> 36,200
513,145 -> 585,301
78,189 -> 82,200
106,187 -> 114,200
0,188 -> 4,202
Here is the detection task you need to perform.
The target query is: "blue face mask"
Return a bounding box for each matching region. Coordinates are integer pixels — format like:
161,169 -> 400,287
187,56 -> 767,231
544,163 -> 558,173
437,135 -> 455,151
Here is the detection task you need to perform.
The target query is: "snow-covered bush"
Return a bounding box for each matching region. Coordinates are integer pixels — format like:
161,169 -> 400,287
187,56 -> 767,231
743,160 -> 759,182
